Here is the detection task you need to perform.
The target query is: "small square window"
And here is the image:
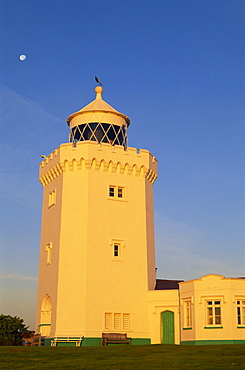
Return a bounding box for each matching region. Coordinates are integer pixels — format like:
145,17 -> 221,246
108,186 -> 125,200
111,240 -> 124,261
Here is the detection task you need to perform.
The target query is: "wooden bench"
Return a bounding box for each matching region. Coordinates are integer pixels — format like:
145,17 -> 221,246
102,333 -> 131,345
51,336 -> 84,347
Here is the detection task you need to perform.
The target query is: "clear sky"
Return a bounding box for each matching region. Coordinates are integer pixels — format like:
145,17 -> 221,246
0,0 -> 244,330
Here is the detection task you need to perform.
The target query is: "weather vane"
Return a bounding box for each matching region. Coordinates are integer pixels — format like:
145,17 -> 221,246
95,76 -> 102,86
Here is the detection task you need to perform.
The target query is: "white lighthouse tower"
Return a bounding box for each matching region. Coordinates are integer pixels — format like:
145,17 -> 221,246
36,85 -> 158,346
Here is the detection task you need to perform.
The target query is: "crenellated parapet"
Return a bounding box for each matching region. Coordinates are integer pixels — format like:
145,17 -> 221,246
39,142 -> 158,187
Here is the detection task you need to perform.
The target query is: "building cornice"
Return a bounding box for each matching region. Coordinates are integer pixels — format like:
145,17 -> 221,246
39,144 -> 158,187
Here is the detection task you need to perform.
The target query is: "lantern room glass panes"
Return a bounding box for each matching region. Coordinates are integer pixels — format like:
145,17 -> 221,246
70,122 -> 127,149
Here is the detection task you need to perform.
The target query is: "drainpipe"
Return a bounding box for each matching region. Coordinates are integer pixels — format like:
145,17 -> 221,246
178,285 -> 182,345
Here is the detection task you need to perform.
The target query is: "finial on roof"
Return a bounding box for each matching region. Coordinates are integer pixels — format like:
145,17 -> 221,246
95,85 -> 103,100
94,76 -> 103,99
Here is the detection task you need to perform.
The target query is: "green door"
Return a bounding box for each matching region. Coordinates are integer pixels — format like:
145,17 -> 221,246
161,311 -> 174,344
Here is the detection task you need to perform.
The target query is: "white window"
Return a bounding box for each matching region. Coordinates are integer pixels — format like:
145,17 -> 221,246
48,189 -> 56,207
184,301 -> 192,328
237,300 -> 245,326
206,300 -> 221,326
46,243 -> 52,264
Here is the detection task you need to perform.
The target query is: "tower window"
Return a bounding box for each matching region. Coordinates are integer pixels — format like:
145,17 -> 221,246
108,186 -> 125,200
46,243 -> 53,265
109,186 -> 115,197
118,187 -> 123,198
111,239 -> 124,261
114,244 -> 120,258
48,189 -> 56,207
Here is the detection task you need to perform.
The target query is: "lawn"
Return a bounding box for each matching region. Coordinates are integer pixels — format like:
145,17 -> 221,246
0,344 -> 245,369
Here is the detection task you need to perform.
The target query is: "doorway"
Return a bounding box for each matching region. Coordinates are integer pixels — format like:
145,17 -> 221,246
161,311 -> 174,344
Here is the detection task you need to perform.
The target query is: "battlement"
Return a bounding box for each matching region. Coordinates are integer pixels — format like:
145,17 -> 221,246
39,141 -> 158,187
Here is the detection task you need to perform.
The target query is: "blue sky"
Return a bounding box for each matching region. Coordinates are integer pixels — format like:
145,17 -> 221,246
0,0 -> 244,330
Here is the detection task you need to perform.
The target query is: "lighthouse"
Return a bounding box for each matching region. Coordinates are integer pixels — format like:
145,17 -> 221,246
36,85 -> 158,345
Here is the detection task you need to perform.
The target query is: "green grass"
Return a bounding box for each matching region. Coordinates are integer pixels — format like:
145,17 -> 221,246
0,344 -> 245,369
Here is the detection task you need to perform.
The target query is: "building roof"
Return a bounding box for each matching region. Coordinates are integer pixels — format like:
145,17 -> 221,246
179,274 -> 245,285
155,279 -> 184,290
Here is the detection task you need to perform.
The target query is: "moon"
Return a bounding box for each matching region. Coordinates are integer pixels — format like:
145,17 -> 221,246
19,55 -> 27,61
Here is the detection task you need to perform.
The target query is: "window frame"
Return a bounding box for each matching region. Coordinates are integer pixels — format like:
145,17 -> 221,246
114,313 -> 121,330
108,185 -> 126,201
113,243 -> 120,259
109,186 -> 115,198
111,239 -> 125,261
183,300 -> 192,328
105,313 -> 112,330
48,189 -> 56,207
237,299 -> 245,326
117,187 -> 124,198
123,313 -> 130,330
45,242 -> 53,265
104,312 -> 131,331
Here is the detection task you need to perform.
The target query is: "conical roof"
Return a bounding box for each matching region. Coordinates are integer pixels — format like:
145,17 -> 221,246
67,86 -> 130,128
